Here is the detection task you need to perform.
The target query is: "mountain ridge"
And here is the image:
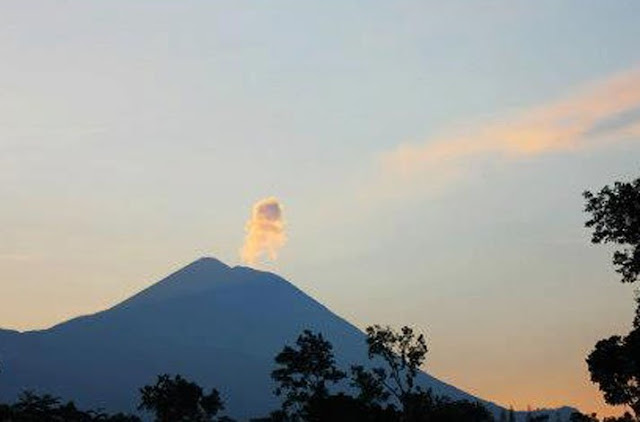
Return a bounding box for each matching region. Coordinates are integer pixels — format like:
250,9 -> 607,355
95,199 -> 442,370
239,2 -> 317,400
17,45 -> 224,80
0,257 -> 575,420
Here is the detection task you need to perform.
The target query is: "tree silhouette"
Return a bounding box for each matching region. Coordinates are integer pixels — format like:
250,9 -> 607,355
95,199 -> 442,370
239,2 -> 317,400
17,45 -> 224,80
570,413 -> 599,422
11,391 -> 63,422
402,391 -> 492,422
584,177 -> 640,417
586,310 -> 640,417
305,392 -> 398,422
271,330 -> 346,420
570,411 -> 639,422
350,364 -> 391,406
139,374 -> 224,422
0,390 -> 140,422
360,325 -> 428,418
584,177 -> 640,284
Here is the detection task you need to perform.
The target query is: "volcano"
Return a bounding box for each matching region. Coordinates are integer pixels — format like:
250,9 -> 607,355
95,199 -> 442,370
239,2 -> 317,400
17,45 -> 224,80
0,257 -> 572,420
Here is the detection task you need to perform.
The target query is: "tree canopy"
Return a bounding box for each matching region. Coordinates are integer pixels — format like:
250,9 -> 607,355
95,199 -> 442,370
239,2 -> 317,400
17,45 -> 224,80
271,330 -> 346,420
584,176 -> 640,419
586,297 -> 640,417
139,374 -> 224,422
584,177 -> 640,284
363,325 -> 428,409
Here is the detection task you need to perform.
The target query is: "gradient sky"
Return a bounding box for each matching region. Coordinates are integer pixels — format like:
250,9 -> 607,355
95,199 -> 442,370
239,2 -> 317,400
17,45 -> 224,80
2,1 -> 640,416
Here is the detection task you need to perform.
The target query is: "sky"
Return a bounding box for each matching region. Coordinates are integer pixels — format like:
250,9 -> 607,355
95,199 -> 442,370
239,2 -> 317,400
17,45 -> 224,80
2,0 -> 640,416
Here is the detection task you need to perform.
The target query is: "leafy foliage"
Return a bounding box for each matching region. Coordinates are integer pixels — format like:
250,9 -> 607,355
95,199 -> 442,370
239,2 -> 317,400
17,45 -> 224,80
271,330 -> 346,420
570,411 -> 638,422
584,177 -> 640,284
0,390 -> 140,422
350,364 -> 390,406
587,325 -> 640,417
584,177 -> 640,418
361,325 -> 428,411
139,374 -> 225,422
401,390 -> 493,422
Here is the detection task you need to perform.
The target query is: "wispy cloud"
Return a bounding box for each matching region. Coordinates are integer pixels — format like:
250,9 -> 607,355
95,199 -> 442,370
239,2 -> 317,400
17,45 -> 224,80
380,67 -> 640,189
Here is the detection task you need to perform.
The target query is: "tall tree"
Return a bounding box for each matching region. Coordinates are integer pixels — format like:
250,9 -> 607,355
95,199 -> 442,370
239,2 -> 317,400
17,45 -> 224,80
584,177 -> 640,417
359,325 -> 428,420
271,330 -> 346,420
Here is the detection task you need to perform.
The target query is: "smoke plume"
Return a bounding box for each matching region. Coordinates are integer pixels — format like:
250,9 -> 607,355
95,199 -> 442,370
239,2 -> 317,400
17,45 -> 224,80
241,197 -> 286,265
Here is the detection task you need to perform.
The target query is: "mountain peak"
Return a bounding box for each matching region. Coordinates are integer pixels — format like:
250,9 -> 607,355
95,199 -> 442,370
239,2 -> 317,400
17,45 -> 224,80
188,256 -> 230,270
116,256 -> 233,309
0,255 -> 525,420
195,255 -> 228,264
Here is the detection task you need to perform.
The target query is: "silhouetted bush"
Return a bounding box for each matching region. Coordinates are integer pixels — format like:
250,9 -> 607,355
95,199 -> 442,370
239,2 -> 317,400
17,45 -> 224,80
0,390 -> 140,422
139,374 -> 227,422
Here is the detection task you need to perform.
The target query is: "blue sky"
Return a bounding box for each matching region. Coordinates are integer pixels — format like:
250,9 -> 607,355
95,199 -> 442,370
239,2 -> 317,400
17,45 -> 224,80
1,0 -> 640,414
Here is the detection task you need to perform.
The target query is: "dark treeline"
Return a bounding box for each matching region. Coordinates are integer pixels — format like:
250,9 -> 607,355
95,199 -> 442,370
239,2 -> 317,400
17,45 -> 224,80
263,325 -> 493,422
1,177 -> 639,422
0,390 -> 139,422
0,325 -> 565,422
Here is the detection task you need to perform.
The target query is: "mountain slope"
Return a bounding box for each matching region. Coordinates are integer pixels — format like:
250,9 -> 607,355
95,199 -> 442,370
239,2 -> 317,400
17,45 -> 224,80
0,257 -> 563,420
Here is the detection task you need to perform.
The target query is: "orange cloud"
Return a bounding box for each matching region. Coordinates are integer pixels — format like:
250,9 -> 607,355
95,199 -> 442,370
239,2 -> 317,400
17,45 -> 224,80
240,197 -> 286,265
381,67 -> 640,183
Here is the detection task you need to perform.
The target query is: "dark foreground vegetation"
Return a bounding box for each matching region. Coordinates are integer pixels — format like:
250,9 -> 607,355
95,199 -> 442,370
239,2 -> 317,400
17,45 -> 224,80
1,176 -> 639,422
0,325 -> 497,422
0,324 -> 569,422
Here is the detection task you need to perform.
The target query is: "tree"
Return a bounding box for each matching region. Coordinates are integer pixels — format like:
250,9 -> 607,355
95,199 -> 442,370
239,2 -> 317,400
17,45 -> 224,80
584,177 -> 640,417
587,324 -> 640,417
3,390 -> 140,422
10,391 -> 63,422
409,392 -> 492,422
604,413 -> 638,422
267,326 -> 491,422
584,177 -> 640,284
307,394 -> 361,421
139,374 -> 224,422
569,412 -> 639,422
360,325 -> 428,420
570,412 -> 599,422
271,330 -> 346,420
350,364 -> 390,406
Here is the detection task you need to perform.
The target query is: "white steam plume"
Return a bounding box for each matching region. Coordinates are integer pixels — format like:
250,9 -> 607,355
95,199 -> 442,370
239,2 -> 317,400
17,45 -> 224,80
241,197 -> 286,265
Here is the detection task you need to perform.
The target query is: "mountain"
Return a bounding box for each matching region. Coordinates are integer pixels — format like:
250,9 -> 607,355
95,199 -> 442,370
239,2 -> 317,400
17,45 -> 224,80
0,257 -> 572,420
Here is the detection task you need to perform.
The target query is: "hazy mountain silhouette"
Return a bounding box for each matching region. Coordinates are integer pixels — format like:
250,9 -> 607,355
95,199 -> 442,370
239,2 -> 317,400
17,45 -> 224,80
0,257 -> 573,420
